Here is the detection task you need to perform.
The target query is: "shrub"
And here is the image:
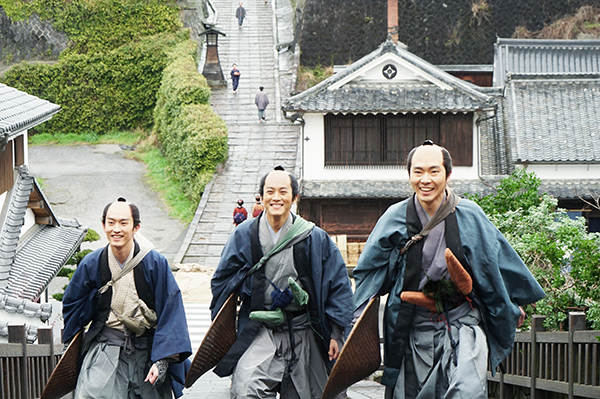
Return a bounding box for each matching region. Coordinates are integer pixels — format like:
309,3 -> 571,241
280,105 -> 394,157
2,30 -> 191,134
469,170 -> 600,330
153,41 -> 228,203
0,0 -> 182,55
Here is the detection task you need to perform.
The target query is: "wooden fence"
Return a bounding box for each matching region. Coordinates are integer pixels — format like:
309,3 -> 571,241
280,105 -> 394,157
488,312 -> 600,399
2,312 -> 600,398
0,325 -> 62,399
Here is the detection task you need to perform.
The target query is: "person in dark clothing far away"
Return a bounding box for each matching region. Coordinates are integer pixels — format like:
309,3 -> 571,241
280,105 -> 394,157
231,63 -> 241,94
236,3 -> 246,29
255,86 -> 270,123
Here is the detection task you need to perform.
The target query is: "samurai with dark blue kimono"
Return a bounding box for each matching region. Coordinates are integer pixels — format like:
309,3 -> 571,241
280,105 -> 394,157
210,167 -> 353,399
62,198 -> 192,399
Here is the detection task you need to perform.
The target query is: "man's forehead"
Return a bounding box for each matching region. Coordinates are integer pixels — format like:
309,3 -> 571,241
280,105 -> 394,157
106,202 -> 133,219
411,145 -> 444,167
264,171 -> 292,188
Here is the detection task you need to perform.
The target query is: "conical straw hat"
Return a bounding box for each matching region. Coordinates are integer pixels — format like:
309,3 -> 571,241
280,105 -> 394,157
321,296 -> 381,399
41,329 -> 83,399
185,292 -> 238,388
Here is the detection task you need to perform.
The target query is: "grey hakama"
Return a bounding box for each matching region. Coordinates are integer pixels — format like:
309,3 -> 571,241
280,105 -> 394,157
230,216 -> 329,398
386,305 -> 488,399
75,328 -> 172,399
230,313 -> 328,399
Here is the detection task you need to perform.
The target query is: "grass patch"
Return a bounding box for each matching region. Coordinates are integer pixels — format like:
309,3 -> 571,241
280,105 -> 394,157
296,64 -> 334,92
128,146 -> 197,223
29,130 -> 142,146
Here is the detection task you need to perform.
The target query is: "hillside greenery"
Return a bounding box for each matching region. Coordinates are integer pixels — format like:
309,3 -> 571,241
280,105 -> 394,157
468,169 -> 600,331
0,0 -> 228,220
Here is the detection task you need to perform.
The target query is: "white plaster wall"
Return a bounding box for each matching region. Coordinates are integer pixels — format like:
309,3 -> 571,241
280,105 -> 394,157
524,164 -> 600,180
355,59 -> 426,83
22,209 -> 37,235
302,113 -> 480,181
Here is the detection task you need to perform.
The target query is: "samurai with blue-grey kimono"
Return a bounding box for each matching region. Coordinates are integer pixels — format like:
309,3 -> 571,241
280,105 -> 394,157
353,142 -> 545,399
210,167 -> 353,399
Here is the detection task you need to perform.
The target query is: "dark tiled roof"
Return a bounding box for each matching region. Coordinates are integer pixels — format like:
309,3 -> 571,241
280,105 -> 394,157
493,39 -> 600,86
0,167 -> 87,303
301,179 -> 498,199
283,40 -> 494,114
4,223 -> 86,301
0,84 -> 60,135
301,178 -> 599,201
505,78 -> 600,163
283,82 -> 491,114
479,95 -> 513,175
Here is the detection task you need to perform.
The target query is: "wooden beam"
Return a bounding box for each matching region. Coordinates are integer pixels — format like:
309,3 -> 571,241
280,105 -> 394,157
35,216 -> 53,225
27,201 -> 44,209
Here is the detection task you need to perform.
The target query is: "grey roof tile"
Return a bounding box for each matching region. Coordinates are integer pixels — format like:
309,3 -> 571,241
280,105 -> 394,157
3,223 -> 86,302
505,78 -> 600,163
493,39 -> 600,86
301,178 -> 600,201
283,40 -> 494,114
0,84 -> 60,135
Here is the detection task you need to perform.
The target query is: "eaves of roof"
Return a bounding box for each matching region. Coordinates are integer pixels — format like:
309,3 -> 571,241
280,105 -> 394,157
300,178 -> 599,201
3,222 -> 87,302
0,84 -> 60,136
493,38 -> 600,86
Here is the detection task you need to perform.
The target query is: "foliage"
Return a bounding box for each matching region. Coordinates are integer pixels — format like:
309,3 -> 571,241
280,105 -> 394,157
513,5 -> 600,40
296,65 -> 334,92
153,41 -> 228,205
53,228 -> 100,301
0,0 -> 182,55
83,228 -> 100,242
469,170 -> 600,330
2,30 -> 190,134
29,130 -> 142,146
466,167 -> 542,216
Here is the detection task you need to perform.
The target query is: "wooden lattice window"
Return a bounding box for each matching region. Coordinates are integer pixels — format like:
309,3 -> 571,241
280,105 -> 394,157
324,113 -> 473,167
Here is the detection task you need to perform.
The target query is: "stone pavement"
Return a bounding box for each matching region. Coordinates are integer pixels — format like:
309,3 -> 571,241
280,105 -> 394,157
176,0 -> 300,268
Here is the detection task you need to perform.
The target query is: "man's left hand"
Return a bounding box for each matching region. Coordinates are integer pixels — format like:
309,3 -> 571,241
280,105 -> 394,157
517,306 -> 526,328
145,364 -> 159,385
145,359 -> 169,387
328,339 -> 340,361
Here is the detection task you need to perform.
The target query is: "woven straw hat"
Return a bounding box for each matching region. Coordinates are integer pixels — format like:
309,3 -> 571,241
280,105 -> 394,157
321,296 -> 381,399
40,329 -> 84,399
185,293 -> 238,388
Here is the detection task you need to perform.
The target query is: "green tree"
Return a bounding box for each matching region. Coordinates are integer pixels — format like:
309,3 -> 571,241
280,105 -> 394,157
469,170 -> 600,330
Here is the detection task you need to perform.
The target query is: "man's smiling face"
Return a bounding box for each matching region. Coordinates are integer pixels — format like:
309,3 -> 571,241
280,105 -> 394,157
103,202 -> 140,252
409,145 -> 450,216
262,171 -> 297,221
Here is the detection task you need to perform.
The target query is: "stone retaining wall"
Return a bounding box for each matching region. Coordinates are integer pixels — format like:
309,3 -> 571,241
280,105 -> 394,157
0,8 -> 68,64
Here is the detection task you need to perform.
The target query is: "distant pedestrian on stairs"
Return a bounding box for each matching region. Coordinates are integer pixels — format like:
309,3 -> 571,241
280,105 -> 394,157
236,3 -> 246,29
255,86 -> 270,123
251,195 -> 264,217
231,63 -> 241,94
233,199 -> 248,226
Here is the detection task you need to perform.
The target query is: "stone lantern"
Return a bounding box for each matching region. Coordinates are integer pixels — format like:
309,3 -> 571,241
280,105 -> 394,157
199,26 -> 226,87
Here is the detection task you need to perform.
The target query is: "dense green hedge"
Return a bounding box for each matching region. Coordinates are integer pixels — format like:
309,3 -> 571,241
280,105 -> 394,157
2,30 -> 190,134
154,41 -> 228,203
